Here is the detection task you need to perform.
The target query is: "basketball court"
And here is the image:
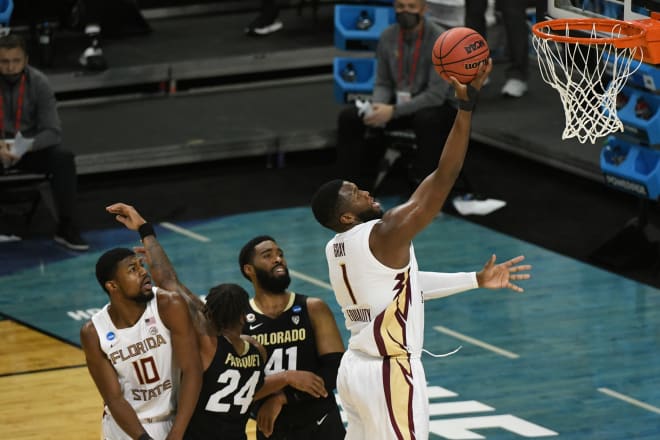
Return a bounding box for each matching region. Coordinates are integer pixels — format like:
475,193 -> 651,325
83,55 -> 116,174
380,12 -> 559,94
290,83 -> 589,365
1,1 -> 660,439
1,196 -> 659,438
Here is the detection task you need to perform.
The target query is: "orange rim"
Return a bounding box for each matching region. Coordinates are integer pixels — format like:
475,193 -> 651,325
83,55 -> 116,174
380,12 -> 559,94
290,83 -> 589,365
532,18 -> 645,48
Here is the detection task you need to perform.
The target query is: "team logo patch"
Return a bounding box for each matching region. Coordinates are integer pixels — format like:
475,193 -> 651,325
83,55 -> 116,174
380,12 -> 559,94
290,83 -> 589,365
106,331 -> 115,341
291,315 -> 300,325
149,326 -> 158,335
246,313 -> 256,323
292,305 -> 302,313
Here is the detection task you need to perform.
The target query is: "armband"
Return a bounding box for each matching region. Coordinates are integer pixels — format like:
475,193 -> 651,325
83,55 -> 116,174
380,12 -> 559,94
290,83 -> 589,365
138,222 -> 156,240
457,84 -> 479,112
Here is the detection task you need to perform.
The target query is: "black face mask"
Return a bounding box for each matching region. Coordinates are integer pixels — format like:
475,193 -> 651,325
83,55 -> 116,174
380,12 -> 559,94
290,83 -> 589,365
2,72 -> 23,84
396,12 -> 421,30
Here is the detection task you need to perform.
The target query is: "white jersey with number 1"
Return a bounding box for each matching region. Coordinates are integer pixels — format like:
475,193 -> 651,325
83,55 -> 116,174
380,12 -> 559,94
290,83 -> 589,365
325,219 -> 429,440
324,219 -> 424,359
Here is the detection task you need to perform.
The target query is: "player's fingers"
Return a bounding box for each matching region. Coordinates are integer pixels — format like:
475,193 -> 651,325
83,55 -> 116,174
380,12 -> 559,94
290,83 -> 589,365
508,282 -> 524,293
510,264 -> 532,272
506,255 -> 525,265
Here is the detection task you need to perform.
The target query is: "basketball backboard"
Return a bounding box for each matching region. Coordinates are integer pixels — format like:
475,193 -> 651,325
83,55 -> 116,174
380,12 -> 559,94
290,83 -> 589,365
545,0 -> 659,21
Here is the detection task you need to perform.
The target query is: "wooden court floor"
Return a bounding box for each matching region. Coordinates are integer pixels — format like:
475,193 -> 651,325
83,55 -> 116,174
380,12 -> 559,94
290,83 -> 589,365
1,202 -> 658,439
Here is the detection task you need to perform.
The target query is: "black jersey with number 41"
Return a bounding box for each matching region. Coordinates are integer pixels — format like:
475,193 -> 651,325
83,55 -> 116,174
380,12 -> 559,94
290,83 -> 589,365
243,293 -> 340,430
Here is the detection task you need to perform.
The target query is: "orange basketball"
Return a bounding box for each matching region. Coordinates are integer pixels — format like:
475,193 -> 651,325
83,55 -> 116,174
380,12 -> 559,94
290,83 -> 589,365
432,27 -> 489,83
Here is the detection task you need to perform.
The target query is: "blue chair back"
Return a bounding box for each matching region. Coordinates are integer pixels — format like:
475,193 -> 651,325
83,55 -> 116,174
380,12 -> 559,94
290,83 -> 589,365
0,0 -> 14,25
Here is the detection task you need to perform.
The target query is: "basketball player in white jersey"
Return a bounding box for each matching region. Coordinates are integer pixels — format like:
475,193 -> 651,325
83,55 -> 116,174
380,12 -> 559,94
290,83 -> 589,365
311,59 -> 529,440
81,227 -> 202,439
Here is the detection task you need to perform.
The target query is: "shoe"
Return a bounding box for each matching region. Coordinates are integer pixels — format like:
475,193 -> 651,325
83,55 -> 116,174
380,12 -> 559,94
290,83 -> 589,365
452,193 -> 506,216
245,16 -> 283,36
0,234 -> 21,242
54,222 -> 89,251
501,78 -> 528,98
79,38 -> 107,71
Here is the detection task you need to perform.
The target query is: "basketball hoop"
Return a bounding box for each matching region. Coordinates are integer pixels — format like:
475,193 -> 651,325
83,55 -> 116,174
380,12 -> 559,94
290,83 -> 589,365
532,18 -> 646,144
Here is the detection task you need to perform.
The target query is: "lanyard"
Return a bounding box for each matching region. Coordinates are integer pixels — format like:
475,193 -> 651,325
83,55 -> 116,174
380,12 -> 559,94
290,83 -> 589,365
0,72 -> 26,139
397,23 -> 424,90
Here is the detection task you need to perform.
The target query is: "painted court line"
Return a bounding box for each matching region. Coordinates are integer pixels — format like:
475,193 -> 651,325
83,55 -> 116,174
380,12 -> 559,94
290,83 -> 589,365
433,325 -> 520,359
598,387 -> 660,414
159,222 -> 211,243
289,269 -> 333,291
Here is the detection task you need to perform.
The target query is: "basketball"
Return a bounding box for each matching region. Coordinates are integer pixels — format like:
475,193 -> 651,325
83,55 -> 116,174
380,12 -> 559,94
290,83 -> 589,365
432,27 -> 489,83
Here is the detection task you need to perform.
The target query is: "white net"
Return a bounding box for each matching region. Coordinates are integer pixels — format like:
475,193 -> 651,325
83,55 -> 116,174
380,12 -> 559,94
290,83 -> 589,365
532,21 -> 642,144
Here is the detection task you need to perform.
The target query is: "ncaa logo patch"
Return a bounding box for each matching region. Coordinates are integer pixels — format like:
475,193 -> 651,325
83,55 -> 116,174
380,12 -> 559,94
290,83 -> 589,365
292,305 -> 302,313
246,313 -> 256,323
106,331 -> 115,341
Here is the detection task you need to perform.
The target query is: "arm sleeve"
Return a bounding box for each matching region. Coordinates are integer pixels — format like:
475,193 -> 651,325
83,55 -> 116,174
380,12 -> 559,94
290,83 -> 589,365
419,271 -> 479,300
283,352 -> 343,403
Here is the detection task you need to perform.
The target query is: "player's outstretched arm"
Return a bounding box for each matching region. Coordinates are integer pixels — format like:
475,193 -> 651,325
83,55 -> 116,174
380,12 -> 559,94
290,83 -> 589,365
158,292 -> 203,440
80,322 -> 152,440
106,203 -> 205,311
373,60 -> 492,263
420,254 -> 531,300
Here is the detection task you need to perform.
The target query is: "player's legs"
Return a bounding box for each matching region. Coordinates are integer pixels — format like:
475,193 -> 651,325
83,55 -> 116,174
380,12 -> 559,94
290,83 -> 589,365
338,350 -> 429,440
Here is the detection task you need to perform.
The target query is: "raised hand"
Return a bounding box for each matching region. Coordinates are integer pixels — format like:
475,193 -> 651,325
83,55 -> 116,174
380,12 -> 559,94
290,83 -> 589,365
106,202 -> 147,231
450,57 -> 493,100
476,254 -> 531,293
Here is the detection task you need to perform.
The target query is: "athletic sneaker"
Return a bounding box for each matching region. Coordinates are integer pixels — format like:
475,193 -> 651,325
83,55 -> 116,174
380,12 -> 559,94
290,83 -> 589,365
501,78 -> 528,98
54,222 -> 89,251
245,16 -> 283,36
79,39 -> 107,71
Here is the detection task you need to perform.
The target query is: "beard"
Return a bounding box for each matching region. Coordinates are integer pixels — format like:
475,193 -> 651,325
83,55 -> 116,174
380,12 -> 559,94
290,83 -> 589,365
255,265 -> 291,294
132,289 -> 154,303
356,206 -> 383,223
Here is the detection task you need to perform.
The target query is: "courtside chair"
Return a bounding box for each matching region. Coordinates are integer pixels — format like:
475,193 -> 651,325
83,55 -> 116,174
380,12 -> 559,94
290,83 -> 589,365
0,0 -> 13,35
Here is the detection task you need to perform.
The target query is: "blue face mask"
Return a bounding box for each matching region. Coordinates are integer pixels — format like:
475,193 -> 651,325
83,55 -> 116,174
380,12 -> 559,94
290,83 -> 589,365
396,11 -> 421,30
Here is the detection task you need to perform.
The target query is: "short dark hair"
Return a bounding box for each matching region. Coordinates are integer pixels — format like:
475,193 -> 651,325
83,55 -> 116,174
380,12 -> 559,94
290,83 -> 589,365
311,179 -> 344,229
0,34 -> 27,54
204,283 -> 250,331
238,235 -> 275,280
95,248 -> 136,293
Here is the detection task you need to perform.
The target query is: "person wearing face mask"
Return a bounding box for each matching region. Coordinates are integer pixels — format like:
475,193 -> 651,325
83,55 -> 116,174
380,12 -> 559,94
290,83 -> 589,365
0,34 -> 89,250
336,0 -> 458,190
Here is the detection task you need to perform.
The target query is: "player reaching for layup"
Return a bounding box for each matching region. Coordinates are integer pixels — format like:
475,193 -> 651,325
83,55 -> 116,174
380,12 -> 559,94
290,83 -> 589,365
311,59 -> 531,440
105,203 -> 330,440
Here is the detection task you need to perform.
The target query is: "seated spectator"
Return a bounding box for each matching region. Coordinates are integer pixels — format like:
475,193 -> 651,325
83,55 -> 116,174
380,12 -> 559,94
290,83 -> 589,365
336,0 -> 457,188
0,34 -> 89,250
